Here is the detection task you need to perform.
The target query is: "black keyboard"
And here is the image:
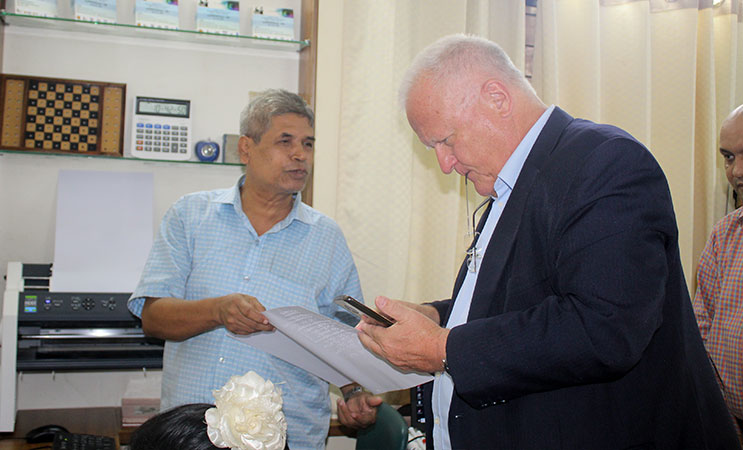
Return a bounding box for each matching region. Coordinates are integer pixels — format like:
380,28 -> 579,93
52,432 -> 116,450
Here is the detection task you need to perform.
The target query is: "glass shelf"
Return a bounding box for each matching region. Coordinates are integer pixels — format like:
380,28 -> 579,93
0,148 -> 243,166
0,11 -> 310,51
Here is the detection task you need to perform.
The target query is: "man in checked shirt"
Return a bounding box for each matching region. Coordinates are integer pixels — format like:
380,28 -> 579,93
694,104 -> 743,445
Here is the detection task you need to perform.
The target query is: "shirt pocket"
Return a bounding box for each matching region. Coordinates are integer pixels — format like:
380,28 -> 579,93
252,269 -> 319,313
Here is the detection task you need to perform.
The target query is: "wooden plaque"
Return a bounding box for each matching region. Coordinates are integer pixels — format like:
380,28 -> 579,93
0,74 -> 126,156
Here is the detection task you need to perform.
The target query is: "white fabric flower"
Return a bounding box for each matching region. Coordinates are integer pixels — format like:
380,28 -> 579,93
205,371 -> 287,450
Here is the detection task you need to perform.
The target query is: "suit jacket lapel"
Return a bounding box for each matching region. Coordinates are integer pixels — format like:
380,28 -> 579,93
466,107 -> 574,320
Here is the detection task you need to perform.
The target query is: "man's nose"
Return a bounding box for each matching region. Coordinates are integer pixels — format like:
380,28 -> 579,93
434,145 -> 456,174
291,143 -> 309,161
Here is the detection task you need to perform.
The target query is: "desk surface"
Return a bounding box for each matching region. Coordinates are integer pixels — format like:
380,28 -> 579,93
0,408 -> 121,450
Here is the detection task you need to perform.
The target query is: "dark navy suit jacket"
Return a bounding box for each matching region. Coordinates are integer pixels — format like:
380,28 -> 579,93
423,108 -> 739,449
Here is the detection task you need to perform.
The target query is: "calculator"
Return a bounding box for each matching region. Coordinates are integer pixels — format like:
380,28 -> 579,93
131,96 -> 192,160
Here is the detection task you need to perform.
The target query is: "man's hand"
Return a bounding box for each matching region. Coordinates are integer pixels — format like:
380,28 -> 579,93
214,293 -> 274,335
357,296 -> 449,373
142,294 -> 273,341
337,388 -> 383,429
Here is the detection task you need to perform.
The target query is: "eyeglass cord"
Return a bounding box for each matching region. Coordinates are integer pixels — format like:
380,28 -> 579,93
465,175 -> 491,272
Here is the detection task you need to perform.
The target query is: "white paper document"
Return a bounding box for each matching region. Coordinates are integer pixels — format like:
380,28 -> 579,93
51,170 -> 153,293
230,306 -> 433,394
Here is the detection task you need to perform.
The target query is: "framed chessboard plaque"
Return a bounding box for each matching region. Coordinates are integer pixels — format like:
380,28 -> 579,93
0,74 -> 126,156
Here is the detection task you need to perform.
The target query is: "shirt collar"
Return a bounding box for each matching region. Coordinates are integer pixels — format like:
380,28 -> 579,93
215,175 -> 313,227
492,105 -> 555,198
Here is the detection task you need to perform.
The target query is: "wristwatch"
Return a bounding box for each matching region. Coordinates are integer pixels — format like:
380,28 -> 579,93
343,385 -> 364,402
442,358 -> 451,374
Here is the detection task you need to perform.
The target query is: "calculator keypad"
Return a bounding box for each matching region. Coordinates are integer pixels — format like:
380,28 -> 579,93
135,122 -> 189,154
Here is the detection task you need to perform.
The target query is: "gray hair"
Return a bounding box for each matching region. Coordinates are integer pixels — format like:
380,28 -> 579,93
398,34 -> 534,108
239,89 -> 314,142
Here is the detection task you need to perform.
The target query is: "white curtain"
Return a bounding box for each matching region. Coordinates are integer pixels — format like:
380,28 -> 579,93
327,0 -> 741,304
329,1 -> 524,304
532,0 -> 742,288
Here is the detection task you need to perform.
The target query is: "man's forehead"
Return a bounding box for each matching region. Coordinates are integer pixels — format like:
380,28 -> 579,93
268,113 -> 313,134
721,106 -> 743,135
407,109 -> 438,145
720,122 -> 743,145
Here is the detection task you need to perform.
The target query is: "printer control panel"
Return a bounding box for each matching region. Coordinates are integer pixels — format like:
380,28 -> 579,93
18,291 -> 134,322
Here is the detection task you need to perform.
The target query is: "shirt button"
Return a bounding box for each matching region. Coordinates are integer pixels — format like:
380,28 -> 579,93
219,357 -> 225,363
434,417 -> 440,425
243,276 -> 250,281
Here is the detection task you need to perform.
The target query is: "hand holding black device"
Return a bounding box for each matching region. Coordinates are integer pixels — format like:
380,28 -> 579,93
333,295 -> 395,327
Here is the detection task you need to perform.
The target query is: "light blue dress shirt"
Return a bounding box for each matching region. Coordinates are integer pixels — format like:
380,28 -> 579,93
128,175 -> 363,450
432,105 -> 555,449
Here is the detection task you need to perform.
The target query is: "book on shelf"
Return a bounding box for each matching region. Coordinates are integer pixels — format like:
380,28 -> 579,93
13,0 -> 58,17
134,0 -> 178,29
73,0 -> 116,23
196,0 -> 239,35
251,6 -> 294,40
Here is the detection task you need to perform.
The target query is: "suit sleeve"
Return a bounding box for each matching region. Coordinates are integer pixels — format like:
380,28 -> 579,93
446,137 -> 678,406
427,299 -> 453,325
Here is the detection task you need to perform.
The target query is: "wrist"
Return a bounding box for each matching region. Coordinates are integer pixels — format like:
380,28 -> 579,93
342,385 -> 364,402
438,328 -> 450,372
442,358 -> 451,374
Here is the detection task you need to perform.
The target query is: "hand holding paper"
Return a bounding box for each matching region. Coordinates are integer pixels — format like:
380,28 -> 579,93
230,306 -> 432,394
215,293 -> 273,335
356,296 -> 450,374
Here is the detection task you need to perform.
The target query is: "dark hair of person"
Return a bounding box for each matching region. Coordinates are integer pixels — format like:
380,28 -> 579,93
129,403 -> 219,450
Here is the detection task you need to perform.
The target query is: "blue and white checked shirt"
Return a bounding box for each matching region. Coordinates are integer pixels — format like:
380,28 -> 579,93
128,176 -> 363,450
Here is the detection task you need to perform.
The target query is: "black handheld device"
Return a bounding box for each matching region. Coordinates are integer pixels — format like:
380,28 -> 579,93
333,295 -> 395,327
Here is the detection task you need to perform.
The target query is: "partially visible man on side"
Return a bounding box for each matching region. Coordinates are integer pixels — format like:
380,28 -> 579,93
128,89 -> 380,450
694,104 -> 743,444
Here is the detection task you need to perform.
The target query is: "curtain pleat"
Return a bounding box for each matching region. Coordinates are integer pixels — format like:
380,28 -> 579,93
533,0 -> 741,289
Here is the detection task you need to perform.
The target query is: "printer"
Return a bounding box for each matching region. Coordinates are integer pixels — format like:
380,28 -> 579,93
0,262 -> 163,432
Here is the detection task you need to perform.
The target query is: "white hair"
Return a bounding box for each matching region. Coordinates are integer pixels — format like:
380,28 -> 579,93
398,34 -> 535,109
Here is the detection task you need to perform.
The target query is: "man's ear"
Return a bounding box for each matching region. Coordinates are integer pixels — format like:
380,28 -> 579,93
238,135 -> 253,165
481,79 -> 512,117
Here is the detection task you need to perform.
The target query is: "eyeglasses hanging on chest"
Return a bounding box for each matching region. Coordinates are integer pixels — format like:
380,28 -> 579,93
464,175 -> 491,273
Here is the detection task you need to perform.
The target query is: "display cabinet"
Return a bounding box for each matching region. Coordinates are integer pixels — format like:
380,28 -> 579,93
0,1 -> 318,200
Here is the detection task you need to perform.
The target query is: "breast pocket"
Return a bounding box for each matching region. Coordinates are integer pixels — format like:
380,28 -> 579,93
253,270 -> 319,313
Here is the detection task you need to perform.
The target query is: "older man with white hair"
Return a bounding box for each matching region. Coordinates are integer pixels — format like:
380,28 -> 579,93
357,34 -> 740,450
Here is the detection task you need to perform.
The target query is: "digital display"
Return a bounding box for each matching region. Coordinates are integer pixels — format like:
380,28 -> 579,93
24,295 -> 37,313
136,97 -> 190,118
